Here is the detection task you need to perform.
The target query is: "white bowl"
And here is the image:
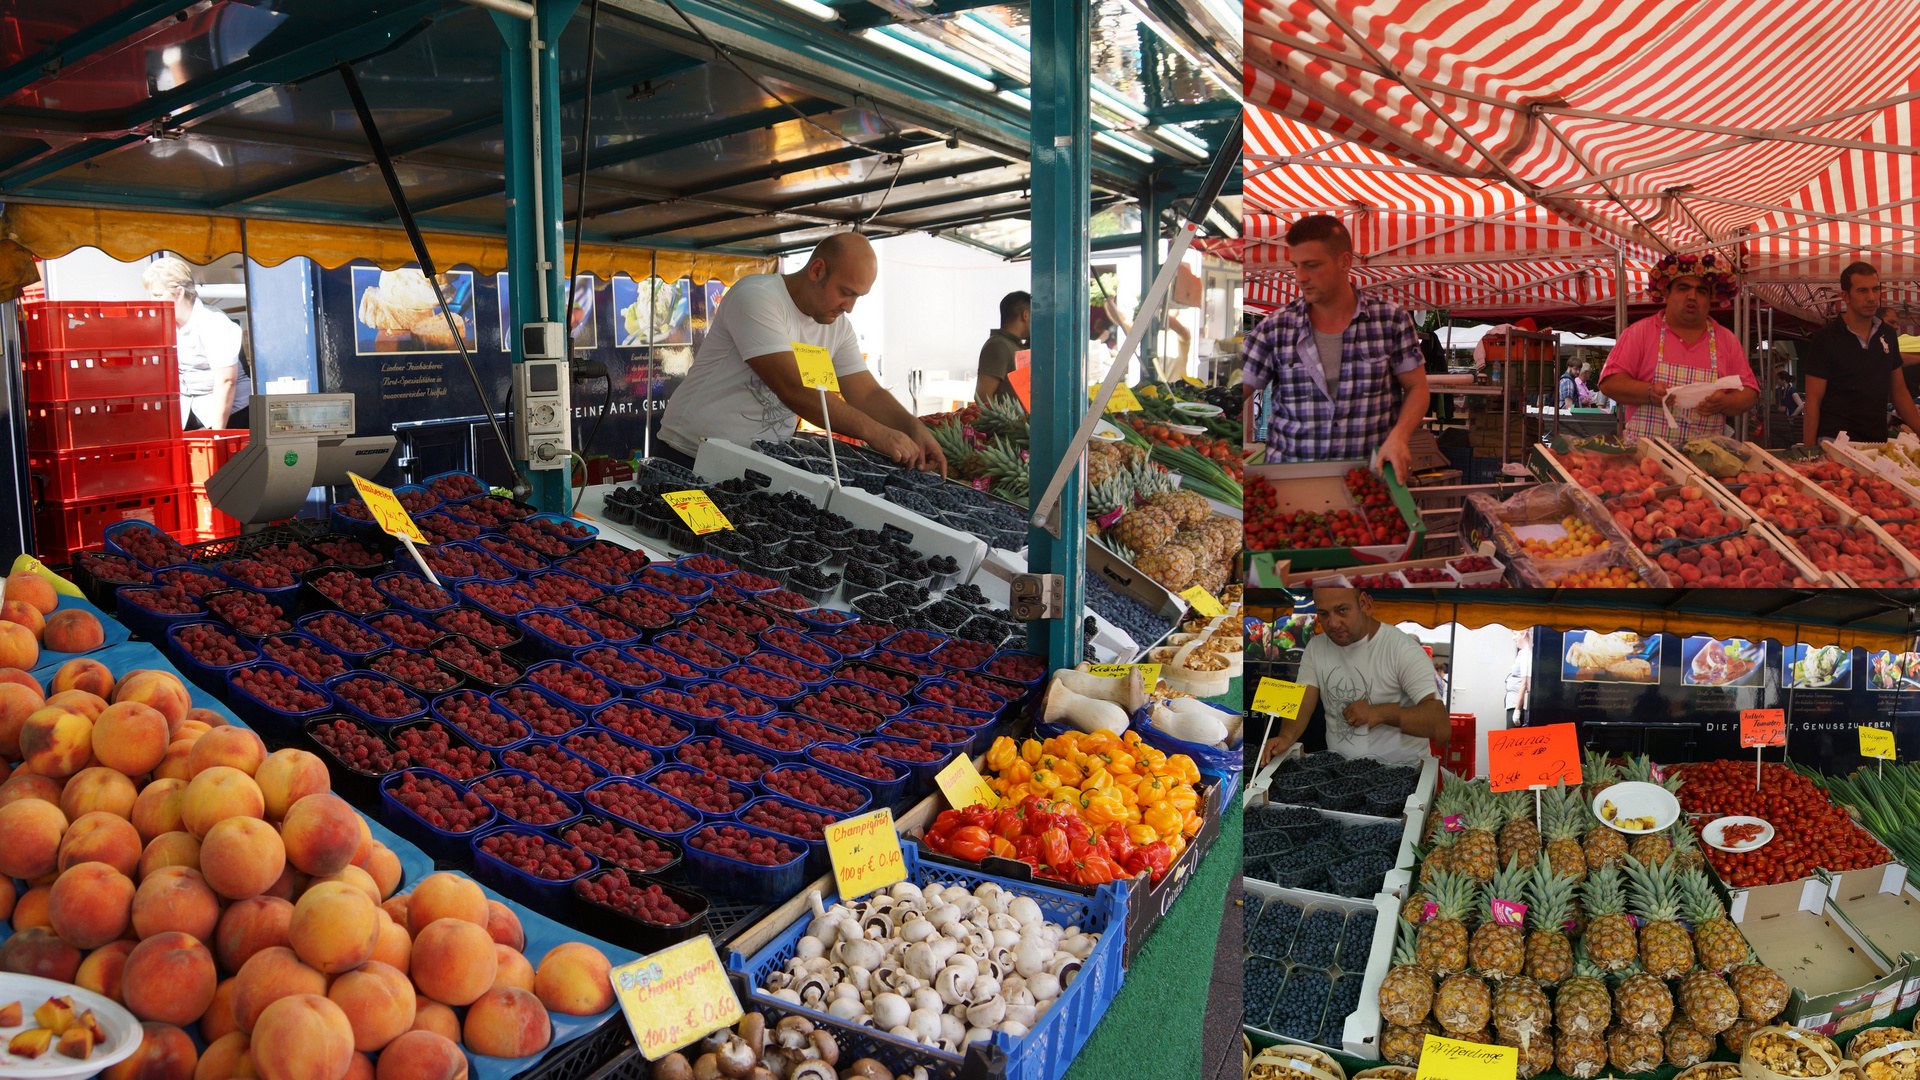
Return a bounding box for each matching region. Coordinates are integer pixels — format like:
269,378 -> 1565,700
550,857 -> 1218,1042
1592,781 -> 1680,835
1092,419 -> 1127,442
1174,401 -> 1224,417
1165,422 -> 1209,435
1703,815 -> 1775,853
0,973 -> 144,1078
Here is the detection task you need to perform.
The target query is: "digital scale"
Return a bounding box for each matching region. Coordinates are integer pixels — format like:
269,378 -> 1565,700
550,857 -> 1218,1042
207,394 -> 397,530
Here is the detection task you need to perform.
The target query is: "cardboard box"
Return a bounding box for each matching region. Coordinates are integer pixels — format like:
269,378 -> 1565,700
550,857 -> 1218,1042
1824,862 -> 1920,1011
1244,459 -> 1426,570
1726,875 -> 1914,1035
1244,879 -> 1398,1059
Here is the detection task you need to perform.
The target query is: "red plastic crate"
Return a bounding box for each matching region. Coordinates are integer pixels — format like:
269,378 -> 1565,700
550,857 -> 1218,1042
28,396 -> 180,452
185,430 -> 250,485
34,486 -> 188,563
184,484 -> 239,537
28,441 -> 184,504
1436,712 -> 1476,777
25,348 -> 176,402
21,301 -> 173,353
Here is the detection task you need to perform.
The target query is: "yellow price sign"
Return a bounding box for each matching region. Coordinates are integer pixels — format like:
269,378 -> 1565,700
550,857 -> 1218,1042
349,473 -> 426,545
935,755 -> 999,810
790,342 -> 839,392
1861,725 -> 1897,760
1180,586 -> 1226,617
1181,376 -> 1206,387
824,808 -> 906,900
1087,663 -> 1161,686
1094,383 -> 1143,412
609,936 -> 743,1061
1414,1035 -> 1519,1080
1251,677 -> 1307,719
662,490 -> 733,536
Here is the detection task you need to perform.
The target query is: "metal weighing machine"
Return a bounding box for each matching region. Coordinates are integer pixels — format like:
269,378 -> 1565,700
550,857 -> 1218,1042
208,394 -> 397,531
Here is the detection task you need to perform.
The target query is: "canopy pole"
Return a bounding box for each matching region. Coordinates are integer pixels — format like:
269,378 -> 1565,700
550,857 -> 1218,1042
1614,251 -> 1627,339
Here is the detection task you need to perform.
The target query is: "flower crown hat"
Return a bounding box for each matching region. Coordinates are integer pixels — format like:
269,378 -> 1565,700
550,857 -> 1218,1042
1648,251 -> 1737,303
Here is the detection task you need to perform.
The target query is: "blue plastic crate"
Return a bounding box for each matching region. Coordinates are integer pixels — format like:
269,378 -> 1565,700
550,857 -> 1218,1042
682,679 -> 778,720
470,823 -> 599,912
500,739 -> 610,794
569,646 -> 663,694
579,777 -> 703,845
440,540 -> 518,583
381,767 -> 495,864
422,469 -> 490,503
681,818 -> 807,903
163,620 -> 261,692
475,537 -> 551,578
392,483 -> 443,515
913,678 -> 1008,723
881,628 -> 951,658
710,666 -> 808,706
705,718 -> 817,766
296,610 -> 393,661
373,571 -> 459,616
759,762 -> 871,818
523,512 -> 599,548
878,715 -> 976,752
729,845 -> 1126,1080
632,568 -> 713,606
206,564 -> 301,613
732,793 -> 851,878
590,702 -> 696,752
431,689 -> 535,750
559,606 -> 644,648
102,520 -> 192,570
324,670 -> 428,728
643,763 -> 759,819
113,585 -> 206,643
788,607 -> 859,633
455,580 -> 552,621
528,568 -> 611,607
651,632 -> 740,676
824,679 -> 909,719
224,663 -> 334,743
982,649 -> 1047,688
743,654 -> 831,691
515,613 -> 606,662
857,735 -> 956,799
492,682 -> 595,740
328,503 -> 384,544
803,741 -> 907,807
634,686 -> 733,724
470,767 -> 585,830
524,659 -> 620,712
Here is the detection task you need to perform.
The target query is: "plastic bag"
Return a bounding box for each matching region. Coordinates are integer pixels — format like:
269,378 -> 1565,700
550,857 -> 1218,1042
1659,374 -> 1745,432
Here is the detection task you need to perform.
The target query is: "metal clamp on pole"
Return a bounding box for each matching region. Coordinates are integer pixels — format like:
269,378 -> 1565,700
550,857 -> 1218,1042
1028,114 -> 1243,537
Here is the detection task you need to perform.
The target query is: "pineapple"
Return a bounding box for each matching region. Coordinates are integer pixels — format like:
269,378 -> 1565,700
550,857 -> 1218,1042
1496,1027 -> 1555,1079
1086,475 -> 1136,518
971,394 -> 1029,440
1579,863 -> 1637,971
1583,748 -> 1621,802
1456,785 -> 1502,883
1401,890 -> 1430,926
1134,543 -> 1197,591
1378,919 -> 1434,1027
1145,489 -> 1210,527
1191,557 -> 1230,595
1469,857 -> 1528,980
1608,1025 -> 1665,1074
1681,869 -> 1747,974
1721,1017 -> 1763,1057
1612,964 -> 1675,1034
1434,972 -> 1491,1034
1497,789 -> 1543,869
1491,975 -> 1551,1051
1670,816 -> 1706,873
1108,506 -> 1175,561
1382,1019 -> 1437,1066
1424,774 -> 1469,844
1665,1020 -> 1714,1068
1416,870 -> 1474,976
1583,812 -> 1628,872
1420,827 -> 1460,886
1624,855 -> 1694,979
1676,967 -> 1740,1035
1557,1031 -> 1610,1079
1555,946 -> 1613,1035
1727,959 -> 1789,1022
1542,784 -> 1588,883
1522,857 -> 1575,986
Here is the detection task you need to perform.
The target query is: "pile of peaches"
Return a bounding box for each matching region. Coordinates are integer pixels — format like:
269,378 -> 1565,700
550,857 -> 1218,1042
0,648 -> 617,1080
0,571 -> 109,672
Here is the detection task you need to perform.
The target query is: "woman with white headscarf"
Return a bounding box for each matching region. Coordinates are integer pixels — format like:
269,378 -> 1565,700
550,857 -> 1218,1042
143,256 -> 250,430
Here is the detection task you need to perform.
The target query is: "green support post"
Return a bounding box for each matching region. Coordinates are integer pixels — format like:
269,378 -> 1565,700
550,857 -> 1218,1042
492,0 -> 581,515
1025,0 -> 1090,672
1141,178 -> 1162,377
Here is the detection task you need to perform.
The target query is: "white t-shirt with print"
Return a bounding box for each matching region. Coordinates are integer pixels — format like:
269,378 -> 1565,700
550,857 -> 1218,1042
177,300 -> 243,427
1297,620 -> 1438,764
659,273 -> 868,456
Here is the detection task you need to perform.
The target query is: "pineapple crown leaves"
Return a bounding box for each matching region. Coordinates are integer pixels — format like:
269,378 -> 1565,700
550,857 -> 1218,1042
1463,784 -> 1505,833
1678,867 -> 1727,923
1583,748 -> 1621,785
1429,868 -> 1480,922
1621,854 -> 1685,922
1579,862 -> 1628,918
1570,940 -> 1605,979
1488,854 -> 1530,907
1524,855 -> 1578,929
1542,785 -> 1585,843
1392,918 -> 1420,965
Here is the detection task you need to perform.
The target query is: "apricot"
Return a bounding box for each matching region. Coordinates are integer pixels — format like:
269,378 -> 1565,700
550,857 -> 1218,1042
61,766 -> 138,822
0,926 -> 81,981
250,994 -> 354,1080
7,570 -> 60,615
282,794 -> 364,877
407,1000 -> 460,1043
232,948 -> 328,1033
183,765 -> 265,838
133,779 -> 190,844
57,809 -> 141,876
132,866 -> 222,941
328,960 -> 416,1052
101,1022 -> 199,1080
19,705 -> 94,778
77,939 -> 138,1003
0,796 -> 66,878
190,726 -> 268,779
0,600 -> 45,637
257,749 -> 330,820
406,873 -> 486,936
289,881 -> 380,974
140,830 -> 203,879
492,944 -> 534,992
463,986 -> 550,1059
200,816 -> 287,900
216,895 -> 296,973
114,670 -> 193,732
13,884 -> 50,929
95,700 -> 172,776
532,942 -> 613,1016
369,912 -> 410,974
0,619 -> 39,672
201,978 -> 240,1044
0,769 -> 62,808
409,918 -> 497,1006
376,1031 -> 467,1080
0,679 -> 46,758
196,1033 -> 253,1080
484,901 -> 525,952
48,861 -> 135,948
51,657 -> 113,700
44,608 -> 105,654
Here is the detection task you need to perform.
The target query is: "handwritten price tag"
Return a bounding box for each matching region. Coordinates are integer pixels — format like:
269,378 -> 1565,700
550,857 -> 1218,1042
1087,663 -> 1161,686
662,490 -> 733,536
824,808 -> 906,900
1486,723 -> 1584,793
1415,1034 -> 1519,1080
1006,366 -> 1033,410
610,936 -> 743,1061
1251,678 -> 1306,719
1861,725 -> 1897,760
1094,383 -> 1143,412
1181,586 -> 1226,616
935,755 -> 999,810
790,341 -> 839,392
348,473 -> 426,545
1741,709 -> 1786,749
1491,899 -> 1527,927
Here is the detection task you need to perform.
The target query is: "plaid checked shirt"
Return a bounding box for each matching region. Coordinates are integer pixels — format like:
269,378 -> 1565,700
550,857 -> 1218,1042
1243,291 -> 1426,462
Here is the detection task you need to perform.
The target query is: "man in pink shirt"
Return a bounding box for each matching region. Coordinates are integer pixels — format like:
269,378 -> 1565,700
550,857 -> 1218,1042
1598,253 -> 1759,444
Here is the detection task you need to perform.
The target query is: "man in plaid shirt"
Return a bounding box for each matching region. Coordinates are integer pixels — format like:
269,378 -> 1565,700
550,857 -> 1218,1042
1242,216 -> 1430,479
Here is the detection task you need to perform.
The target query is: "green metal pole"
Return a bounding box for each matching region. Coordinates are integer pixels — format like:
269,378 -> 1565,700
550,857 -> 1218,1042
493,0 -> 581,515
1026,0 -> 1089,671
1141,176 -> 1161,378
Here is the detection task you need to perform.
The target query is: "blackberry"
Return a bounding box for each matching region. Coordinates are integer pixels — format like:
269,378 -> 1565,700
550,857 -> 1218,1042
1318,974 -> 1365,1045
947,584 -> 988,607
790,566 -> 837,591
1270,968 -> 1331,1043
1246,899 -> 1301,958
883,582 -> 929,606
1337,908 -> 1378,970
921,600 -> 969,630
955,617 -> 1008,646
816,512 -> 852,532
927,555 -> 958,575
895,612 -> 933,632
895,558 -> 930,581
851,529 -> 885,547
845,563 -> 886,589
1290,908 -> 1345,968
851,594 -> 906,621
1243,957 -> 1287,1029
785,540 -> 827,564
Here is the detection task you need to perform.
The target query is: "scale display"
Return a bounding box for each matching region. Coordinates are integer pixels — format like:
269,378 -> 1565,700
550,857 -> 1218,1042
266,398 -> 354,437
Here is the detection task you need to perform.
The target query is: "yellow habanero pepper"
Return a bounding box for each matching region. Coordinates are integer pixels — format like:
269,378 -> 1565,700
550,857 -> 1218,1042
1002,783 -> 1032,804
1052,759 -> 1084,786
1182,809 -> 1203,835
1002,760 -> 1033,786
1030,770 -> 1063,794
1167,834 -> 1187,859
1114,784 -> 1138,808
1143,801 -> 1182,837
1166,754 -> 1201,785
1105,748 -> 1137,775
1021,738 -> 1044,764
1127,823 -> 1160,847
1081,765 -> 1113,794
1083,795 -> 1126,826
1135,774 -> 1171,803
987,737 -> 1017,772
1166,787 -> 1198,813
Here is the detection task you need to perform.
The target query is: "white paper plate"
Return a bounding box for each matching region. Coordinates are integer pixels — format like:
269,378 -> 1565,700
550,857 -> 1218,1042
1592,781 -> 1680,835
1092,420 -> 1127,442
1165,422 -> 1209,435
1703,815 -> 1774,852
1174,401 -> 1224,418
0,974 -> 143,1079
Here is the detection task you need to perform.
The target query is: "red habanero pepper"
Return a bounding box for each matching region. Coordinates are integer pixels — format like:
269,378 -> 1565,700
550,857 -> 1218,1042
1103,822 -> 1136,865
1013,835 -> 1042,861
948,825 -> 993,862
992,808 -> 1025,843
1038,827 -> 1072,870
1058,816 -> 1091,843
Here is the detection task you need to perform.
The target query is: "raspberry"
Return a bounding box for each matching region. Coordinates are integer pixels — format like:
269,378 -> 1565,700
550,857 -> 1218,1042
874,650 -> 944,677
690,682 -> 773,717
654,632 -> 734,668
573,872 -> 691,922
561,822 -> 674,874
504,742 -> 605,792
262,634 -> 349,683
391,722 -> 494,780
231,667 -> 327,713
683,618 -> 754,657
504,521 -> 572,557
390,771 -> 492,832
637,568 -> 708,597
477,537 -> 546,571
834,621 -> 898,644
840,663 -> 917,696
557,555 -> 626,587
415,514 -> 483,543
649,767 -> 746,814
626,646 -> 698,679
674,737 -> 770,782
562,607 -> 636,642
521,574 -> 579,608
888,630 -> 945,654
595,703 -> 690,747
870,737 -> 946,763
376,573 -> 453,611
529,662 -> 614,706
716,714 -> 830,753
945,669 -> 1023,699
446,502 -> 500,528
741,799 -> 834,842
424,545 -> 512,582
563,731 -> 655,776
763,767 -> 866,813
172,623 -> 257,666
639,688 -> 727,719
721,668 -> 801,699
797,697 -> 884,733
729,572 -> 779,592
457,581 -> 538,616
434,607 -> 520,648
587,781 -> 697,834
308,537 -> 383,567
810,745 -> 899,782
158,568 -> 224,596
372,648 -> 460,693
428,473 -> 486,500
311,718 -> 400,773
473,772 -> 576,825
251,543 -> 321,573
335,499 -> 375,521
524,612 -> 601,648
75,551 -> 151,583
987,652 -> 1046,681
218,558 -> 296,590
827,682 -> 904,716
333,675 -> 424,720
303,612 -> 386,653
431,637 -> 522,684
798,607 -> 850,624
881,718 -> 972,745
208,590 -> 291,635
931,639 -> 994,668
746,654 -> 828,683
575,540 -> 648,575
436,691 -> 530,746
690,825 -> 797,866
693,601 -> 793,636
478,831 -> 594,880
757,589 -> 812,611
497,686 -> 584,737
761,628 -> 834,666
468,495 -> 535,522
532,517 -> 594,542
533,571 -> 605,604
679,554 -> 738,576
577,647 -> 661,688
115,524 -> 189,566
365,611 -> 438,648
918,681 -> 1004,712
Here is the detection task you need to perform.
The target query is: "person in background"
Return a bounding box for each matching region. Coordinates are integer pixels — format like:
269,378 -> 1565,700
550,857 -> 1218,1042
143,256 -> 248,430
1506,629 -> 1533,728
1801,262 -> 1920,446
974,290 -> 1030,409
1598,252 -> 1758,442
1559,365 -> 1580,412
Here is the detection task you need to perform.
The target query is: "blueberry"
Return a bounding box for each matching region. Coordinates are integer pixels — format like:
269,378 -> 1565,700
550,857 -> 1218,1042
1337,908 -> 1378,970
1317,973 -> 1365,1045
1242,894 -> 1265,933
1246,831 -> 1291,859
1290,908 -> 1346,968
1326,852 -> 1393,898
1246,899 -> 1301,958
1243,956 -> 1288,1028
1271,968 -> 1332,1042
1341,821 -> 1404,855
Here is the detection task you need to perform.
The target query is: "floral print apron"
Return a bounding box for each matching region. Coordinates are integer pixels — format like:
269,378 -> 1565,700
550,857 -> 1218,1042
1622,320 -> 1727,444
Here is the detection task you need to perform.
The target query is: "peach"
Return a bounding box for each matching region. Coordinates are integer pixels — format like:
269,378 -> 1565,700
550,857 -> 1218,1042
132,866 -> 222,941
154,740 -> 197,782
0,769 -> 62,808
0,874 -> 12,921
7,570 -> 59,615
257,749 -> 331,820
19,705 -> 93,778
200,816 -> 287,900
48,688 -> 108,721
483,901 -> 524,951
250,994 -> 354,1080
183,766 -> 265,838
532,943 -> 612,1016
407,1000 -> 460,1043
289,881 -> 380,974
123,931 -> 218,1025
406,873 -> 486,936
1,599 -> 46,637
185,707 -> 228,729
59,809 -> 142,875
328,960 -> 416,1052
0,679 -> 46,758
463,987 -> 550,1059
381,895 -> 409,928
95,700 -> 171,775
133,779 -> 190,843
77,938 -> 138,1003
51,657 -> 113,700
216,896 -> 296,973
0,926 -> 81,981
196,1033 -> 252,1080
232,947 -> 328,1033
45,607 -> 104,653
114,670 -> 193,732
0,796 -> 66,877
283,794 -> 363,877
140,830 -> 203,879
263,863 -> 301,902
48,861 -> 135,948
13,884 -> 50,929
491,945 -> 534,992
0,619 -> 39,671
345,1053 -> 373,1080
369,912 -> 410,974
409,918 -> 497,1007
313,865 -> 381,908
201,978 -> 240,1044
190,726 -> 267,779
362,845 -> 401,900
61,765 -> 138,821
101,1022 -> 199,1080
177,721 -> 213,743
0,666 -> 38,693
376,1031 -> 467,1080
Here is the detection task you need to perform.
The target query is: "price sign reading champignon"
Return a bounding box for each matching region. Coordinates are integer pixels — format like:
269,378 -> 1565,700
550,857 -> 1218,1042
1486,723 -> 1584,793
824,808 -> 906,900
610,936 -> 742,1061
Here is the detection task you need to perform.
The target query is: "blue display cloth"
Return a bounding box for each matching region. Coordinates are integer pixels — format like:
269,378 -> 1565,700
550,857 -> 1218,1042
8,623 -> 645,1080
